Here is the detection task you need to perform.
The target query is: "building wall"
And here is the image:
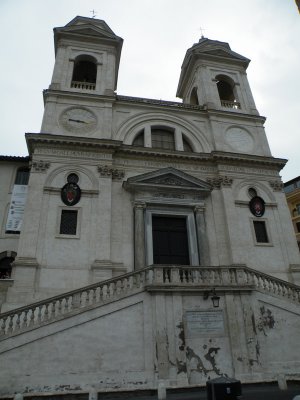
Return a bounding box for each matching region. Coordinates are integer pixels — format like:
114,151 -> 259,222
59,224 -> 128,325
1,288 -> 300,395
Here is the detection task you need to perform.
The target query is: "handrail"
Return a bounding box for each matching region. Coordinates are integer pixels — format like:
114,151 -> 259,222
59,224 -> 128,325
1,265 -> 299,339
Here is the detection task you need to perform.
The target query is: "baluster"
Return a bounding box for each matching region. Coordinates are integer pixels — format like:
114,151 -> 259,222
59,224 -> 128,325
109,282 -> 115,299
44,303 -> 49,321
15,313 -> 21,331
72,293 -> 81,309
57,299 -> 62,316
8,315 -> 14,334
123,277 -> 128,293
102,284 -> 108,300
29,308 -> 35,326
37,306 -> 42,324
22,310 -> 29,329
0,316 -> 7,335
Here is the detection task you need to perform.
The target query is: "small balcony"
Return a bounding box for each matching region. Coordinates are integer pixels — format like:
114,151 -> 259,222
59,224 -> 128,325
221,100 -> 241,109
71,81 -> 96,90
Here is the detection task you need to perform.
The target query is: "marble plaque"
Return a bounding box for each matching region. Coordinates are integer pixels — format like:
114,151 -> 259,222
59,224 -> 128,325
186,311 -> 225,336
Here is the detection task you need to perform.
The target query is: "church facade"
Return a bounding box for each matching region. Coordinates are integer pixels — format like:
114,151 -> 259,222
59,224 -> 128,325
0,16 -> 300,395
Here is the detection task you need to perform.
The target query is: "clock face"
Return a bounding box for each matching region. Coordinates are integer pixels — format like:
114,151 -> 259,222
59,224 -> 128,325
226,127 -> 254,153
60,107 -> 97,133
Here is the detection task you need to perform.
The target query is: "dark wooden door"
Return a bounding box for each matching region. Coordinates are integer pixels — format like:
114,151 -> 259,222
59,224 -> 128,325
152,216 -> 190,265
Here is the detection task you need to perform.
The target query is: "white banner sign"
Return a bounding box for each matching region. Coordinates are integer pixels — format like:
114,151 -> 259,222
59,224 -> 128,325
6,185 -> 28,232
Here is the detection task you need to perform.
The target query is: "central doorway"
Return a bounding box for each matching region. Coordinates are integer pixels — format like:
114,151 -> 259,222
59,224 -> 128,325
152,215 -> 190,265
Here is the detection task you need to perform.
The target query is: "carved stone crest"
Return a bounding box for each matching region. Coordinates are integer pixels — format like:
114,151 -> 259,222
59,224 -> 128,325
31,161 -> 50,172
98,165 -> 125,180
206,176 -> 233,189
269,180 -> 284,192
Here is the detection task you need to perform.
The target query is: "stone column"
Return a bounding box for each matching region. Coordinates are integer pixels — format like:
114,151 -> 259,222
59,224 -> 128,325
175,128 -> 183,151
144,125 -> 152,147
194,205 -> 210,266
134,202 -> 146,270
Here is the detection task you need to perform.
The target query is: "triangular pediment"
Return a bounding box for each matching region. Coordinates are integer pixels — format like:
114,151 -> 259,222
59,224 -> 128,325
124,167 -> 212,194
54,16 -> 122,43
190,39 -> 249,63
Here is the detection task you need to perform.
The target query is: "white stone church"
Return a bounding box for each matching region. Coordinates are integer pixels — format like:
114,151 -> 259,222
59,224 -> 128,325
0,16 -> 299,396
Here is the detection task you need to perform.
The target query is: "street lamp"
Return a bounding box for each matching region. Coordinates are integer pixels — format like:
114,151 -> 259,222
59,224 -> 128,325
203,288 -> 220,308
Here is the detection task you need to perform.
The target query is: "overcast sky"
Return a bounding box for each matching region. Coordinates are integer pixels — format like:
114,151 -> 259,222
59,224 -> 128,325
0,0 -> 299,182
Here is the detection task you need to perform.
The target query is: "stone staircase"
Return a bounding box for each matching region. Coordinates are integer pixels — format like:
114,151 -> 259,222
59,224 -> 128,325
1,265 -> 300,340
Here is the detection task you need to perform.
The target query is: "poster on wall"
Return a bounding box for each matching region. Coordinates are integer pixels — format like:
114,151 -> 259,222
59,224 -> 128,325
5,185 -> 28,232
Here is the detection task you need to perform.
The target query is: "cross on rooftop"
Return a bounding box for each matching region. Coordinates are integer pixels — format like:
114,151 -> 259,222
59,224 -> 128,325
90,9 -> 97,18
199,27 -> 206,38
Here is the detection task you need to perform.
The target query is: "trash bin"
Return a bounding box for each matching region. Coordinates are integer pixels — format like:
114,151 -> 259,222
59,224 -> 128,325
206,376 -> 242,400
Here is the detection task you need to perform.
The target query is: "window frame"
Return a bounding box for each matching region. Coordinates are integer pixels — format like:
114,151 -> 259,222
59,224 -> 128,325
145,207 -> 199,266
250,218 -> 272,246
56,207 -> 81,239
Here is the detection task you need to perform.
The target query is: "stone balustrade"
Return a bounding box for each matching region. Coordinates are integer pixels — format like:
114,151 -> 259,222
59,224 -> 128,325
1,265 -> 299,339
71,81 -> 96,90
221,100 -> 241,109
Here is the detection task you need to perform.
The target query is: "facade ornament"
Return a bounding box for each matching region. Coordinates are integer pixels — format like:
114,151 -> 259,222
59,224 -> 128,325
269,180 -> 284,192
133,201 -> 146,210
98,165 -> 125,180
31,161 -> 50,172
194,205 -> 205,214
206,176 -> 233,189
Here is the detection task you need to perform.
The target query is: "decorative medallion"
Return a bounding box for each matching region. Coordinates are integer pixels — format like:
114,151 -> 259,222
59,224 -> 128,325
61,173 -> 81,206
226,127 -> 254,153
249,196 -> 265,217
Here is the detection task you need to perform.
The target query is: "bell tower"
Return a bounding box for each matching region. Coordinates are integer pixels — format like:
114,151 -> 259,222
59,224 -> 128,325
41,16 -> 123,137
176,37 -> 271,157
176,37 -> 258,115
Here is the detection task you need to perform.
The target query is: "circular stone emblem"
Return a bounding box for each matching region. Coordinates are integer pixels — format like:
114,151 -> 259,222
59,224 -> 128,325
249,196 -> 265,217
226,127 -> 254,153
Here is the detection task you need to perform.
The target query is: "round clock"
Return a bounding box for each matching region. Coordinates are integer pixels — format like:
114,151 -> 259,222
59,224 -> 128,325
226,127 -> 254,153
60,107 -> 97,133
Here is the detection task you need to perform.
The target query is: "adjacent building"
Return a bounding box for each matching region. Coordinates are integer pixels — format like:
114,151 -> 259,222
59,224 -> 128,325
284,176 -> 300,251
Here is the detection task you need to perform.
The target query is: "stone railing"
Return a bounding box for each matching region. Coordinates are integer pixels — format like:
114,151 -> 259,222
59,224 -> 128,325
1,265 -> 299,339
221,100 -> 241,109
71,81 -> 96,90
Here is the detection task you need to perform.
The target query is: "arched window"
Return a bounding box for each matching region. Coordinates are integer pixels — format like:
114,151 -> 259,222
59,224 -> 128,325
71,55 -> 97,90
131,126 -> 195,152
151,127 -> 175,151
132,130 -> 145,147
190,87 -> 199,105
215,75 -> 240,109
15,167 -> 30,185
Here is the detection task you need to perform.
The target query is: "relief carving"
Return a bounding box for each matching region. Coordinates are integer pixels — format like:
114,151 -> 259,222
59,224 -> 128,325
98,165 -> 125,180
206,176 -> 233,189
269,180 -> 284,192
31,161 -> 50,172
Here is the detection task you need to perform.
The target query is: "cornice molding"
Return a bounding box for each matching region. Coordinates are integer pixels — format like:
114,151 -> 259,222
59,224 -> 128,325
25,133 -> 286,172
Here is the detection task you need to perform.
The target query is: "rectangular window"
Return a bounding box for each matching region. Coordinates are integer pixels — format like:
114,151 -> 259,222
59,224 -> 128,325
253,220 -> 269,243
296,222 -> 300,233
59,210 -> 78,235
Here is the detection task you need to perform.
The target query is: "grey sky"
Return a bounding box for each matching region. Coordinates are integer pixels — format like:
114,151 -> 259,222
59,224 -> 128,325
0,0 -> 299,182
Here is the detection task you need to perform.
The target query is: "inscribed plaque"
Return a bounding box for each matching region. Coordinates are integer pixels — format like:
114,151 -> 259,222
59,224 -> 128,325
186,311 -> 225,336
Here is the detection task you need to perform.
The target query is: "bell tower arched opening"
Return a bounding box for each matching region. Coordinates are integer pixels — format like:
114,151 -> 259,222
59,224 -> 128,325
190,87 -> 199,105
216,74 -> 240,109
71,55 -> 97,90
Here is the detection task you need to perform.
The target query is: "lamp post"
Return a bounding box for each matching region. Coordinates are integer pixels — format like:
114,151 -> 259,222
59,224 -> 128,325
203,288 -> 220,308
